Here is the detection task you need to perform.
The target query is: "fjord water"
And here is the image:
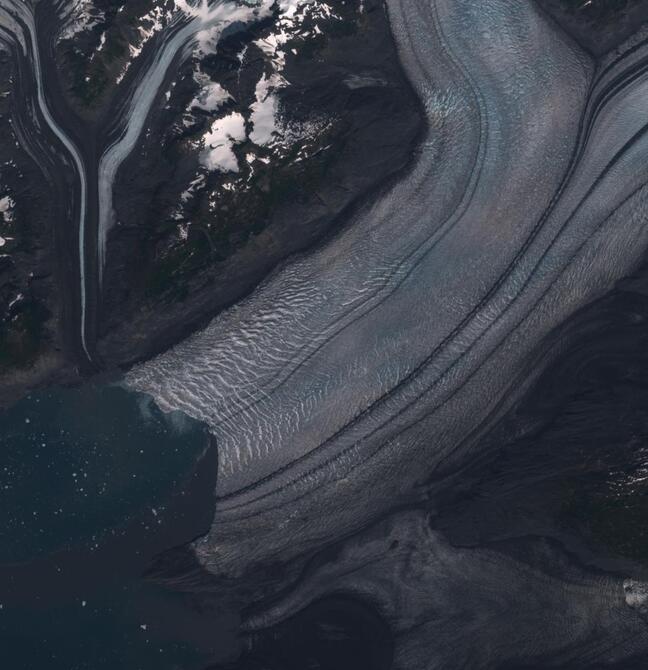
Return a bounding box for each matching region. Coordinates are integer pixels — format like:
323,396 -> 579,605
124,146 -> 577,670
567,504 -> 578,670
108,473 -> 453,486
0,384 -> 232,669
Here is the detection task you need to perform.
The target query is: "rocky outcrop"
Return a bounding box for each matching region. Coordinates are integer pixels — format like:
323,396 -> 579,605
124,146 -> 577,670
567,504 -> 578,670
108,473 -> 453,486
97,0 -> 422,365
0,0 -> 423,400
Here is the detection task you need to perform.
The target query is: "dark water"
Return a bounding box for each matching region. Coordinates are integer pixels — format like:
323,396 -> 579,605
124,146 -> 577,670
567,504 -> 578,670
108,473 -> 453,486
0,384 -> 237,670
221,278 -> 648,670
4,297 -> 648,670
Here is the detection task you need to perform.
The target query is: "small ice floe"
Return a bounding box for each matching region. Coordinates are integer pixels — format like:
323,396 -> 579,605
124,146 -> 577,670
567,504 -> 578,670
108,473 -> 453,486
200,112 -> 246,172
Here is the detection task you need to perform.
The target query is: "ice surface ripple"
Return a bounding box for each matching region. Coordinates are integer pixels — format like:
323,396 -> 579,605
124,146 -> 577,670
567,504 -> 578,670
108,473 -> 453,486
127,0 -> 648,573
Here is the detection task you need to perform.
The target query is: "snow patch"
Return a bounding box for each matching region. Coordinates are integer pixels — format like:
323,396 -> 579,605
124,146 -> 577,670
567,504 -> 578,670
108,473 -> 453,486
57,0 -> 105,42
190,72 -> 231,112
200,112 -> 247,172
244,1 -> 340,151
0,195 -> 15,224
249,74 -> 284,146
177,0 -> 275,57
181,173 -> 207,203
117,5 -> 174,84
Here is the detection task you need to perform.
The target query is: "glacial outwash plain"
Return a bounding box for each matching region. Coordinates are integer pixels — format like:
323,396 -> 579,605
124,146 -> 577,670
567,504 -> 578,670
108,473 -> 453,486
4,1 -> 648,668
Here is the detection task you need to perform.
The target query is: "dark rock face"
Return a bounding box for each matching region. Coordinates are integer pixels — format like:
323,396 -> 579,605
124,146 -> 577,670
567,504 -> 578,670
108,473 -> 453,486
172,267 -> 648,670
537,0 -> 648,55
0,0 -> 422,392
120,0 -> 648,665
0,43 -> 66,397
434,274 -> 648,568
54,0 -> 177,117
5,2 -> 648,669
97,0 -> 422,366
